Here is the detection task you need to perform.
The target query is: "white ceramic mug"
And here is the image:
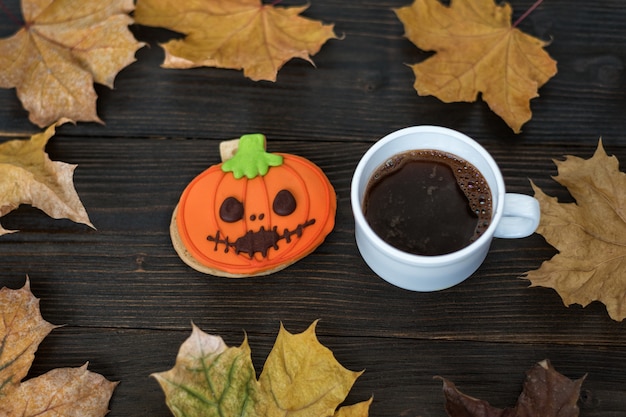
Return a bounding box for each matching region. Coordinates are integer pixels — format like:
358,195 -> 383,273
351,126 -> 540,291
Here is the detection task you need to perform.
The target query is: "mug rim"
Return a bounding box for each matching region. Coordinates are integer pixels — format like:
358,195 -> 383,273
351,125 -> 506,266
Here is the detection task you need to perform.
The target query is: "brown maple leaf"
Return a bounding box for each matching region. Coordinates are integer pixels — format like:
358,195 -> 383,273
438,360 -> 585,417
0,0 -> 144,127
394,0 -> 557,133
0,278 -> 117,416
134,0 -> 338,82
525,140 -> 626,321
0,119 -> 93,235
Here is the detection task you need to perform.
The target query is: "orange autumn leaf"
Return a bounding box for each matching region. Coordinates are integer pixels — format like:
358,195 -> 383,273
0,0 -> 144,127
0,279 -> 117,416
0,120 -> 93,235
525,140 -> 626,321
134,0 -> 338,82
394,0 -> 557,133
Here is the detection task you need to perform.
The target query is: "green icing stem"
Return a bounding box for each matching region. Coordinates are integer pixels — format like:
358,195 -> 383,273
221,133 -> 284,179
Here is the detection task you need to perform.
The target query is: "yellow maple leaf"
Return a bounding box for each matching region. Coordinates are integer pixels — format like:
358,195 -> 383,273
258,322 -> 364,417
0,119 -> 93,235
0,279 -> 117,416
525,140 -> 626,321
0,0 -> 144,127
152,321 -> 370,417
134,0 -> 338,82
394,0 -> 557,133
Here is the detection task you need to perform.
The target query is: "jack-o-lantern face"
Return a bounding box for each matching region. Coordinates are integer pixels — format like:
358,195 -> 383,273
173,134 -> 336,277
209,187 -> 314,258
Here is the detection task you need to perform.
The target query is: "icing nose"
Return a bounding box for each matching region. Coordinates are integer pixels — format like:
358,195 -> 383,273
249,213 -> 265,221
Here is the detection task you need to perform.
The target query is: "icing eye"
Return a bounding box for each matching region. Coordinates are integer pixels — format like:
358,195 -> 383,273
219,197 -> 244,222
273,189 -> 296,216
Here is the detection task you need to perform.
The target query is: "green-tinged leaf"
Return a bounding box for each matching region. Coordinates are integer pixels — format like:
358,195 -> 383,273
152,323 -> 260,417
154,321 -> 370,417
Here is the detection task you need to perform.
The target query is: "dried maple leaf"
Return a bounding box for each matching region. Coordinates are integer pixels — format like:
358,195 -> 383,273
0,0 -> 144,127
0,278 -> 117,416
525,140 -> 626,321
438,360 -> 585,417
394,0 -> 557,133
153,321 -> 371,417
134,0 -> 338,82
0,119 -> 93,235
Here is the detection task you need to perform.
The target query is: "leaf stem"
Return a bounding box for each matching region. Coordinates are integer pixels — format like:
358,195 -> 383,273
0,0 -> 23,27
512,0 -> 544,28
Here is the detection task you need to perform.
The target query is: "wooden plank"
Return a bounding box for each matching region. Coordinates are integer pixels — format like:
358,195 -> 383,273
0,1 -> 622,142
1,137 -> 624,347
26,326 -> 625,417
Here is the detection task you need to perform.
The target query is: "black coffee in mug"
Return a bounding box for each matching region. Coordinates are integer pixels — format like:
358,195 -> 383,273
362,150 -> 492,256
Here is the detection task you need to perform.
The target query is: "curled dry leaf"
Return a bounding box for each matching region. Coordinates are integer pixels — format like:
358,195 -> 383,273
153,321 -> 371,417
0,119 -> 93,235
134,0 -> 338,82
394,0 -> 557,133
0,0 -> 144,127
525,140 -> 626,321
0,279 -> 117,416
438,360 -> 585,417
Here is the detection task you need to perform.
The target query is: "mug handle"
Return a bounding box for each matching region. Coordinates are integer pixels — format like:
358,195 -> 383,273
493,193 -> 540,239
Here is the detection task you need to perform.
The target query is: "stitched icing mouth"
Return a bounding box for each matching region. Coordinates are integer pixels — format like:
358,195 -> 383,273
207,219 -> 316,259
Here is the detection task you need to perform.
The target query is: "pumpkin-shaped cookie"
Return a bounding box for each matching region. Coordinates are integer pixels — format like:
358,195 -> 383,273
171,134 -> 336,277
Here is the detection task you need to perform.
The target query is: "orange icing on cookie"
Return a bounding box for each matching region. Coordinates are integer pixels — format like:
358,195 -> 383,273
175,134 -> 336,276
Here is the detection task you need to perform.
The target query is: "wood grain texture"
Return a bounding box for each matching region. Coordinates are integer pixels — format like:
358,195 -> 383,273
1,0 -> 626,416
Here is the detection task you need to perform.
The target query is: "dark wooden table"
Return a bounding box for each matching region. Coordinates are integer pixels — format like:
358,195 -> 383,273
1,0 -> 625,416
